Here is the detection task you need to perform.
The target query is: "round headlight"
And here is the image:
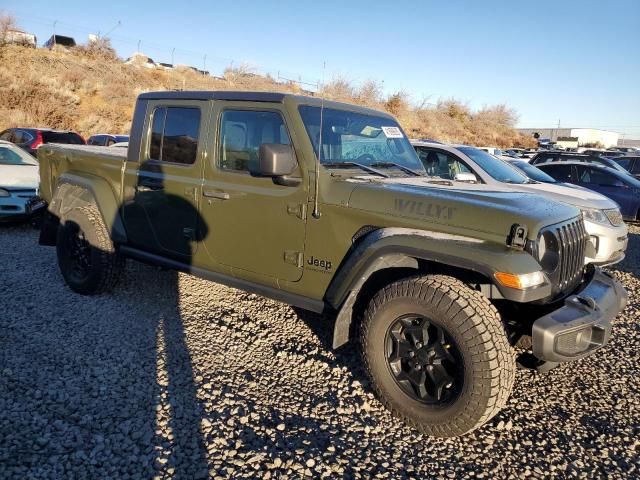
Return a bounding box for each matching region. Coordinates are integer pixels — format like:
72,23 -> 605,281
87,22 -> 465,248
539,231 -> 559,272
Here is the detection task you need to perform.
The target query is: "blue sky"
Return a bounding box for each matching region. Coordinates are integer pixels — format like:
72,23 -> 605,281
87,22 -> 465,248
4,0 -> 640,137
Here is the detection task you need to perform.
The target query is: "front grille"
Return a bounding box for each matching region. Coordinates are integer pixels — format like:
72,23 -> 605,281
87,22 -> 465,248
555,219 -> 588,291
531,217 -> 589,295
604,208 -> 624,226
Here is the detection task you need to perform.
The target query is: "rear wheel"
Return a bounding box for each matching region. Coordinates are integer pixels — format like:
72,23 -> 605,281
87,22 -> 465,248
56,205 -> 123,295
360,274 -> 515,437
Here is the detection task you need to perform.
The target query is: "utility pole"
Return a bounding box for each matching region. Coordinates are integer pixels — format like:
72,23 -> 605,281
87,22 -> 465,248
137,39 -> 141,53
104,20 -> 121,38
52,20 -> 58,46
171,47 -> 175,66
203,54 -> 207,74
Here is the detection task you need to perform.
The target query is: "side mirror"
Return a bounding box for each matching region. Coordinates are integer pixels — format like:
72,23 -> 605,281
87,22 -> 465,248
257,144 -> 297,177
454,172 -> 478,183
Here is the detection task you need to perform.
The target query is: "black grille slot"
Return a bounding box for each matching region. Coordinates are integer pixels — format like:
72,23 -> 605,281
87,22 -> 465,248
543,217 -> 588,294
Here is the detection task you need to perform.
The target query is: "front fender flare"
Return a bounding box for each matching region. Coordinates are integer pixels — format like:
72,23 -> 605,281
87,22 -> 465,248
327,227 -> 545,348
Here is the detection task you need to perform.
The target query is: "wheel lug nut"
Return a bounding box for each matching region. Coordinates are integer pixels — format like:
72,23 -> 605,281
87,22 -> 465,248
408,351 -> 415,358
415,342 -> 422,348
415,364 -> 422,370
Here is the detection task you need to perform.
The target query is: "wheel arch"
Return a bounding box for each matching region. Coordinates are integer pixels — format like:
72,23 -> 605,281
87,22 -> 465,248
327,227 -> 540,349
40,173 -> 126,246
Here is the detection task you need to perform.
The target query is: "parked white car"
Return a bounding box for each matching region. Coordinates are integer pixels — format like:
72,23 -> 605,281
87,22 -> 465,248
0,141 -> 45,221
412,141 -> 628,266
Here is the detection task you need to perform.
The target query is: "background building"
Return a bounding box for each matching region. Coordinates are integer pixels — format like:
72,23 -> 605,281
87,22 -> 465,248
517,127 -> 619,148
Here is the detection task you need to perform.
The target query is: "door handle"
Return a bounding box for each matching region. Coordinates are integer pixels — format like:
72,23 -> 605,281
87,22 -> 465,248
203,190 -> 230,200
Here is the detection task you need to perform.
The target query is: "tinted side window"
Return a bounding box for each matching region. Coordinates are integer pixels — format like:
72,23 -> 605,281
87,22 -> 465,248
415,148 -> 473,179
630,160 -> 640,174
541,164 -> 573,182
578,167 -> 621,186
42,132 -> 84,144
0,130 -> 12,141
149,107 -> 201,165
616,158 -> 632,170
219,110 -> 290,172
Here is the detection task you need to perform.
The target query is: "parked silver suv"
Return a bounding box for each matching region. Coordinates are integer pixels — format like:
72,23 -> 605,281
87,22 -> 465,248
412,141 -> 628,266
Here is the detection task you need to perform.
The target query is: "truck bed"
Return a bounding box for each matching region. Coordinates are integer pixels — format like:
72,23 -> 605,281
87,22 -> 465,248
38,144 -> 127,205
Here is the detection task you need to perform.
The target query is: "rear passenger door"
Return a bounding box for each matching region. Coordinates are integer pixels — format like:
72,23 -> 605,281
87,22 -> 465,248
122,100 -> 210,261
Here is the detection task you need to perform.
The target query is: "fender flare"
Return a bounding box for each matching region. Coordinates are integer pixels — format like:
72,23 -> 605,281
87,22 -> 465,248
327,227 -> 546,348
47,172 -> 127,244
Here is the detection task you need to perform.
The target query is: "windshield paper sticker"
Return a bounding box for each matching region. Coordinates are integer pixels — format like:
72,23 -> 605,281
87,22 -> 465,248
381,126 -> 404,139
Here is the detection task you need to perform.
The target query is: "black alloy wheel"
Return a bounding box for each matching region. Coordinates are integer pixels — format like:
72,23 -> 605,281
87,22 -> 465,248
385,315 -> 463,406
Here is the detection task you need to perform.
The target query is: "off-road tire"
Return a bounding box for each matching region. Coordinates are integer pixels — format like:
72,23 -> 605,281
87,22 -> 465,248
56,205 -> 124,295
360,274 -> 516,437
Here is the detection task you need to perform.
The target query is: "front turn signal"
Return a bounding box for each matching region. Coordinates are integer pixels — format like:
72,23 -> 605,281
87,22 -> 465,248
494,271 -> 545,290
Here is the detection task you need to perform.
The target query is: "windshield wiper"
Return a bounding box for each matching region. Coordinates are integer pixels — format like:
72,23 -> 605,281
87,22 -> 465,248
370,162 -> 424,177
323,162 -> 390,178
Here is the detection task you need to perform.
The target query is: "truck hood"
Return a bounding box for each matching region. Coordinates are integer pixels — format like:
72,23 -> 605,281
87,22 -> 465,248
0,164 -> 39,189
345,176 -> 580,242
509,182 -> 617,210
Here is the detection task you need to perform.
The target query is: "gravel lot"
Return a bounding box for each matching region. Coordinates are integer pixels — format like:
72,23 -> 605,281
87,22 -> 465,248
1,224 -> 639,479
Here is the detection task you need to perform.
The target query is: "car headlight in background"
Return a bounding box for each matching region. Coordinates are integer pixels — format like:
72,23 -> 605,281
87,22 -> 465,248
0,188 -> 10,197
603,208 -> 624,227
582,208 -> 620,227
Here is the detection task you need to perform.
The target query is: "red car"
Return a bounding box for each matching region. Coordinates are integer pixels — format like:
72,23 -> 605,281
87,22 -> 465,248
0,128 -> 85,157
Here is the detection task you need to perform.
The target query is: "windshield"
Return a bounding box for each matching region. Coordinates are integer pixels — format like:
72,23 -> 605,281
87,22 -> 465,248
457,147 -> 530,184
298,105 -> 424,174
511,160 -> 557,183
0,146 -> 38,166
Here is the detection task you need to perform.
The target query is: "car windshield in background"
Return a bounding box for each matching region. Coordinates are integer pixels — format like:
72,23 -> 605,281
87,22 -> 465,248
0,146 -> 38,165
457,147 -> 529,184
298,105 -> 425,174
511,160 -> 557,183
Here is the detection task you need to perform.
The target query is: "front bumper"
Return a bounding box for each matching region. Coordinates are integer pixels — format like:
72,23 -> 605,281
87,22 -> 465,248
532,266 -> 627,363
0,194 -> 46,220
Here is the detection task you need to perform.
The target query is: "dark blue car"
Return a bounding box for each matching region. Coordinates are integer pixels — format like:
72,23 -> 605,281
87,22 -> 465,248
536,161 -> 640,221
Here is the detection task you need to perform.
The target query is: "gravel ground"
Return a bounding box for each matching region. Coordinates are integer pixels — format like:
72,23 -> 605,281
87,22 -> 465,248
1,224 -> 639,479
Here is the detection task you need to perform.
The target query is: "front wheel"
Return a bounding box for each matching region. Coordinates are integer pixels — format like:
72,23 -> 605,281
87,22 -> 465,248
360,274 -> 515,437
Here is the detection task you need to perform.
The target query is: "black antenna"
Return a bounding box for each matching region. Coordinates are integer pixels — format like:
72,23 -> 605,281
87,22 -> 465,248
312,62 -> 326,219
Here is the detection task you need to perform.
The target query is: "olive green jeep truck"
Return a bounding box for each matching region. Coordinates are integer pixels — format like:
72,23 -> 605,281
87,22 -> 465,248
37,91 -> 627,437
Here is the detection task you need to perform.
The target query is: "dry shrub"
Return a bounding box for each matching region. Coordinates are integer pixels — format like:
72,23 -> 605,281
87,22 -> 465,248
0,43 -> 535,147
0,12 -> 17,45
75,37 -> 118,61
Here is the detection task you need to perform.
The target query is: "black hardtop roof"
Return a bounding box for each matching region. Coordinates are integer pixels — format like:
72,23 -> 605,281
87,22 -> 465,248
138,91 -> 287,102
137,91 -> 395,118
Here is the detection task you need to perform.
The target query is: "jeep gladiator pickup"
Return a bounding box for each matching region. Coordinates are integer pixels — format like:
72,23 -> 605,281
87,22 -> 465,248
37,91 -> 627,437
